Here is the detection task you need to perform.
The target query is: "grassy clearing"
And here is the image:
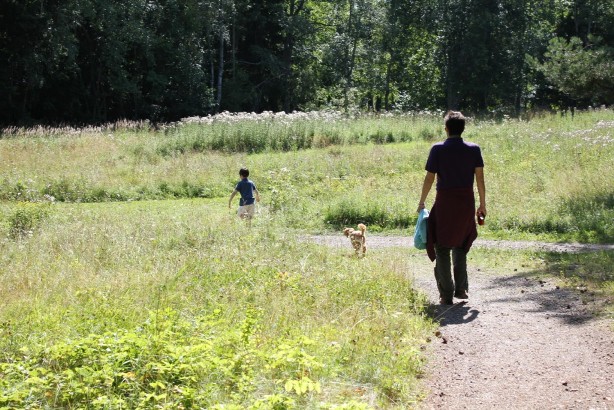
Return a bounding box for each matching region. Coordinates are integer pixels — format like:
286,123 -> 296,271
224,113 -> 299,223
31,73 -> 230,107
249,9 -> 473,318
1,109 -> 613,408
2,109 -> 613,241
0,200 -> 434,409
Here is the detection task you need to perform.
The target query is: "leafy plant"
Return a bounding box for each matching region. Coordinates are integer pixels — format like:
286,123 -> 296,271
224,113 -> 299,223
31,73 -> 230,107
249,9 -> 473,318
536,36 -> 614,105
0,308 -> 333,409
7,202 -> 52,239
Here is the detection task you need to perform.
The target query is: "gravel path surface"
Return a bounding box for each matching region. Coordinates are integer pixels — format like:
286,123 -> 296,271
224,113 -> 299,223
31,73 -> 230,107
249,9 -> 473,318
309,235 -> 614,409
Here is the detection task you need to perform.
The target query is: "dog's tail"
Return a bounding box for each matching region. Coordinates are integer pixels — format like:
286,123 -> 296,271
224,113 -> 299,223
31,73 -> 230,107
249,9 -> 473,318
358,223 -> 366,235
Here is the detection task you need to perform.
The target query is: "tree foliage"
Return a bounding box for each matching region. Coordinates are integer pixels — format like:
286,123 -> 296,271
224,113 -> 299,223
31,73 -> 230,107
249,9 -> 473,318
537,37 -> 614,106
0,0 -> 612,125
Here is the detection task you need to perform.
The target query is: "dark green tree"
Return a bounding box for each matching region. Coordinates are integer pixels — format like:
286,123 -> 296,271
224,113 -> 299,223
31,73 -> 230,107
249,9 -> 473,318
528,0 -> 613,110
537,36 -> 614,106
1,0 -> 611,124
381,0 -> 442,111
0,0 -> 81,123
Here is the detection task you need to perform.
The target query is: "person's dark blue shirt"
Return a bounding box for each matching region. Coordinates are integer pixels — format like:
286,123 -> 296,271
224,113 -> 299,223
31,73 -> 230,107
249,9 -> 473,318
425,137 -> 484,190
235,178 -> 257,205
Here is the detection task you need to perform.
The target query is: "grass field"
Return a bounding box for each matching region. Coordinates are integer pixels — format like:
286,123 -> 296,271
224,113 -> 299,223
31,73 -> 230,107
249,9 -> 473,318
2,109 -> 613,240
1,109 -> 613,408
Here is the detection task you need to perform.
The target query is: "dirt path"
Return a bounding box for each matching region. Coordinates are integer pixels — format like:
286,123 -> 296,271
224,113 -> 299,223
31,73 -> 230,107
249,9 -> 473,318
307,235 -> 614,253
309,235 -> 614,409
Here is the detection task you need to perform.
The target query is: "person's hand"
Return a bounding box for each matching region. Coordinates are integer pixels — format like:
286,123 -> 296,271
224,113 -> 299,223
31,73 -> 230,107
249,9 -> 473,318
477,204 -> 487,217
416,202 -> 425,213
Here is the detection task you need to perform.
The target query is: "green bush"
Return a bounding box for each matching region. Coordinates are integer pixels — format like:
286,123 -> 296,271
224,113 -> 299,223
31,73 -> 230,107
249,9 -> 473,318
0,179 -> 39,201
0,308 -> 327,409
324,199 -> 414,230
7,202 -> 52,239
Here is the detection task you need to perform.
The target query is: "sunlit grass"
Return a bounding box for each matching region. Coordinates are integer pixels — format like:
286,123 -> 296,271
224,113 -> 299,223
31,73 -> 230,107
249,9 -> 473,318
0,199 -> 435,408
2,108 -> 613,241
1,108 -> 613,406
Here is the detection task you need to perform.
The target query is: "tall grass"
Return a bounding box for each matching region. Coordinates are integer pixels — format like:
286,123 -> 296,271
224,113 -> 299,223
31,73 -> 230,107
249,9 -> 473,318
469,110 -> 614,242
166,111 -> 441,154
2,108 -> 614,241
0,200 -> 433,408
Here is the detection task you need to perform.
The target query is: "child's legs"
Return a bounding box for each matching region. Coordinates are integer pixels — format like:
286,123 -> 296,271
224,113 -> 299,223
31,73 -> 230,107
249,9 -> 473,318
237,204 -> 256,219
237,206 -> 246,218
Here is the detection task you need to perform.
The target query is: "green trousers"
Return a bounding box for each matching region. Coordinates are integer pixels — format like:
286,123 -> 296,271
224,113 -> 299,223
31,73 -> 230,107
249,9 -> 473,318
434,244 -> 468,301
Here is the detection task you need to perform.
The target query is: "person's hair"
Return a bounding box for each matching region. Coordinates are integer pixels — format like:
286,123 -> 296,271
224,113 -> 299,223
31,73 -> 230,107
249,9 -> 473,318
239,167 -> 249,177
444,111 -> 465,136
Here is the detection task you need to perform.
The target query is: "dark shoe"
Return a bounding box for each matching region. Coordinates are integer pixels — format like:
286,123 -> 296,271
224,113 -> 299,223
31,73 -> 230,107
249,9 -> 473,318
454,290 -> 469,299
439,297 -> 454,305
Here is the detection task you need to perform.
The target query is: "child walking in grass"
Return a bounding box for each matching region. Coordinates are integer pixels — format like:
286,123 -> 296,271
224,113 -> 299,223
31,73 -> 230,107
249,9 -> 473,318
228,167 -> 260,221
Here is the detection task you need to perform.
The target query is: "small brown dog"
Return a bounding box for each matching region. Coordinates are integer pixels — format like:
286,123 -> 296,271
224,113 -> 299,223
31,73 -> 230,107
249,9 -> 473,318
343,223 -> 367,256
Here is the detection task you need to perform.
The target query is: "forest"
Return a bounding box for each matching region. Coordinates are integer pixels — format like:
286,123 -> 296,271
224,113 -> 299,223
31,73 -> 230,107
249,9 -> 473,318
1,0 -> 613,125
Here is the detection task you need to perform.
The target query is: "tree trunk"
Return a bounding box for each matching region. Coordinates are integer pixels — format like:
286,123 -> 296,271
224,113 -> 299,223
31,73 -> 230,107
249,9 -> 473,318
384,56 -> 392,110
343,0 -> 361,112
232,14 -> 236,79
210,55 -> 215,90
282,0 -> 305,112
216,29 -> 224,111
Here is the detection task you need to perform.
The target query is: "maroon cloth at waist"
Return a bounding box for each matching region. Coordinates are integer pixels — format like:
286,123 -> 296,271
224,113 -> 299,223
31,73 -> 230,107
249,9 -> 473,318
426,187 -> 478,261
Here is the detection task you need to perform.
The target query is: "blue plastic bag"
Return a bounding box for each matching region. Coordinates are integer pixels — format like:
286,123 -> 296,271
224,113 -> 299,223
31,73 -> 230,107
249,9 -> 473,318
413,208 -> 429,250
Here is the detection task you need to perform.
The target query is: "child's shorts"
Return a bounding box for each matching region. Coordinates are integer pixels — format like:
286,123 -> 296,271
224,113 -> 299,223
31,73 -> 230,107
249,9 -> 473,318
238,204 -> 256,218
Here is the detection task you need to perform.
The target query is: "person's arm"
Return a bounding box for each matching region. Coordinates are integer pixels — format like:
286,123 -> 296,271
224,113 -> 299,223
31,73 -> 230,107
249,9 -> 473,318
475,167 -> 486,216
254,188 -> 261,203
228,190 -> 238,208
417,172 -> 436,212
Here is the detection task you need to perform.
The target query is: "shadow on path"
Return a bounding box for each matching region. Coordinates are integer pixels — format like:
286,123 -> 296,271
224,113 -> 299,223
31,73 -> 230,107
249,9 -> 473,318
426,301 -> 480,326
484,250 -> 613,325
484,274 -> 599,325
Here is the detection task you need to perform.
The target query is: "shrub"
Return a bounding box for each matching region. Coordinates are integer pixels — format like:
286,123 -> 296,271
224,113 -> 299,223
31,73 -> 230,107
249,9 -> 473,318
324,199 -> 414,230
0,179 -> 40,201
42,178 -> 82,202
7,202 -> 52,239
0,308 -> 328,409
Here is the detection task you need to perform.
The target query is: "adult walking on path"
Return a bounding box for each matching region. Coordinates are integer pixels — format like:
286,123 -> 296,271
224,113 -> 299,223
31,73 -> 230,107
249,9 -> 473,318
418,111 -> 486,305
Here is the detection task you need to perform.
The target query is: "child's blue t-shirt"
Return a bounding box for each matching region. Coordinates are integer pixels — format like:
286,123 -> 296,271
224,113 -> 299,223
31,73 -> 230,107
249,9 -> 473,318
235,178 -> 257,206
